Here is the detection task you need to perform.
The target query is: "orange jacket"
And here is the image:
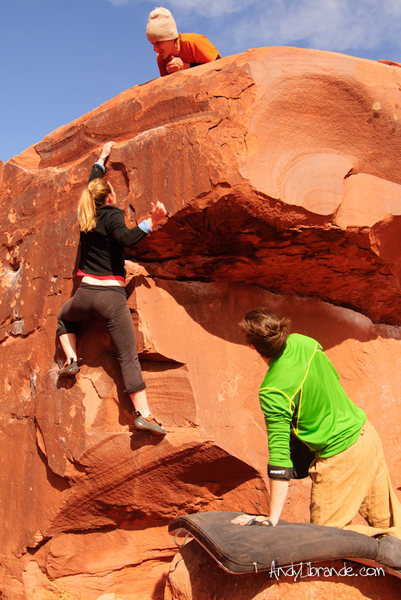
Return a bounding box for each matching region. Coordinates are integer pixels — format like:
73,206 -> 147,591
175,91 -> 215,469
157,33 -> 221,76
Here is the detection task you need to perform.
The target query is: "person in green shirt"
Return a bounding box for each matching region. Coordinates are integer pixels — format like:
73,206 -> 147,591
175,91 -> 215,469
232,308 -> 401,538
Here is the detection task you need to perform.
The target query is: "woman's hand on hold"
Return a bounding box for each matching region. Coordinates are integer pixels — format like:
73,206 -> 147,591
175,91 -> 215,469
99,141 -> 115,162
149,201 -> 168,228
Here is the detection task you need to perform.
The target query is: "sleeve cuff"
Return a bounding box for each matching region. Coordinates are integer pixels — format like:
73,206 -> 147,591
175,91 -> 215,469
138,219 -> 152,234
267,465 -> 294,480
94,161 -> 105,172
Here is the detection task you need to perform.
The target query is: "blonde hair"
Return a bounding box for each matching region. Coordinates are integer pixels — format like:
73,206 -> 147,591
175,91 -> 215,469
78,178 -> 111,232
240,308 -> 291,359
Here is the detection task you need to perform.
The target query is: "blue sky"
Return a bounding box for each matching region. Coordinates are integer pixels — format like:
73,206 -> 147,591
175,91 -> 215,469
2,0 -> 401,162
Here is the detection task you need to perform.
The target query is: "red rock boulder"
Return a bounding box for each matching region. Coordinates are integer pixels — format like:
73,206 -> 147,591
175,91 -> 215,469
1,46 -> 401,599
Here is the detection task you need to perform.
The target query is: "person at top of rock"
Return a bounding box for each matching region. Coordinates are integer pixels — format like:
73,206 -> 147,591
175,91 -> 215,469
231,308 -> 401,540
146,6 -> 221,77
56,141 -> 167,436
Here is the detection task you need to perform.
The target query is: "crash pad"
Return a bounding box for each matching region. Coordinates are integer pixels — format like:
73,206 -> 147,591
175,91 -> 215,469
169,511 -> 401,578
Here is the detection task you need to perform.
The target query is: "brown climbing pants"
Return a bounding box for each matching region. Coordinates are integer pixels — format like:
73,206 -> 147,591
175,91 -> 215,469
309,420 -> 401,539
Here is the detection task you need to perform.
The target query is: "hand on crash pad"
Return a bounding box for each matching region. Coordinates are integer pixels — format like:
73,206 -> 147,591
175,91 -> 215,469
231,514 -> 275,527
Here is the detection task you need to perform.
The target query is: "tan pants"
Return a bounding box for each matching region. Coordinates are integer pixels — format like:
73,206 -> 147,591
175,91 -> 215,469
309,420 -> 401,539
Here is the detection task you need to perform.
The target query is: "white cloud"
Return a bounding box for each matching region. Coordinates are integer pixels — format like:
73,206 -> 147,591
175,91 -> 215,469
107,0 -> 131,5
105,0 -> 401,57
106,0 -> 259,18
272,0 -> 401,51
218,0 -> 401,55
159,0 -> 259,18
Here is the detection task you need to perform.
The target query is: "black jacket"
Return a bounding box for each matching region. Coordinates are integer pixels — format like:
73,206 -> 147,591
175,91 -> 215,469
79,164 -> 146,278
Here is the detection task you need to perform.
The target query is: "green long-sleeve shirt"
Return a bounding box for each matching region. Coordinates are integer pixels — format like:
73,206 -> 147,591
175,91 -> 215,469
259,333 -> 366,468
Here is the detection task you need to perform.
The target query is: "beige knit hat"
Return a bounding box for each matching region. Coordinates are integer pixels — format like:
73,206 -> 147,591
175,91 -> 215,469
146,7 -> 178,42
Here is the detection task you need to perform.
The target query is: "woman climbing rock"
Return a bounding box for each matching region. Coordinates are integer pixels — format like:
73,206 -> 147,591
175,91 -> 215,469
56,141 -> 167,436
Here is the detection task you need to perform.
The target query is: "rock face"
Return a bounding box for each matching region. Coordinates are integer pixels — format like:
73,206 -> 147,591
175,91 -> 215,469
1,46 -> 401,599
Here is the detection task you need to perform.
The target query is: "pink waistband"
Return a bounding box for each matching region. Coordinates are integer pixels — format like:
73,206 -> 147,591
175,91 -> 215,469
77,269 -> 125,283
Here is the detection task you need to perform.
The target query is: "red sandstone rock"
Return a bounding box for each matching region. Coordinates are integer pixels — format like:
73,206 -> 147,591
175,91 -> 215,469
1,47 -> 401,599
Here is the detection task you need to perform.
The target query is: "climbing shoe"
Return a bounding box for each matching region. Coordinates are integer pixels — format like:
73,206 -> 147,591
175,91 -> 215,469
58,359 -> 80,376
133,413 -> 166,436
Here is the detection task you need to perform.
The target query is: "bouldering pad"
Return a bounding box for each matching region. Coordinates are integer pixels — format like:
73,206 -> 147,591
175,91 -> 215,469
169,511 -> 401,578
